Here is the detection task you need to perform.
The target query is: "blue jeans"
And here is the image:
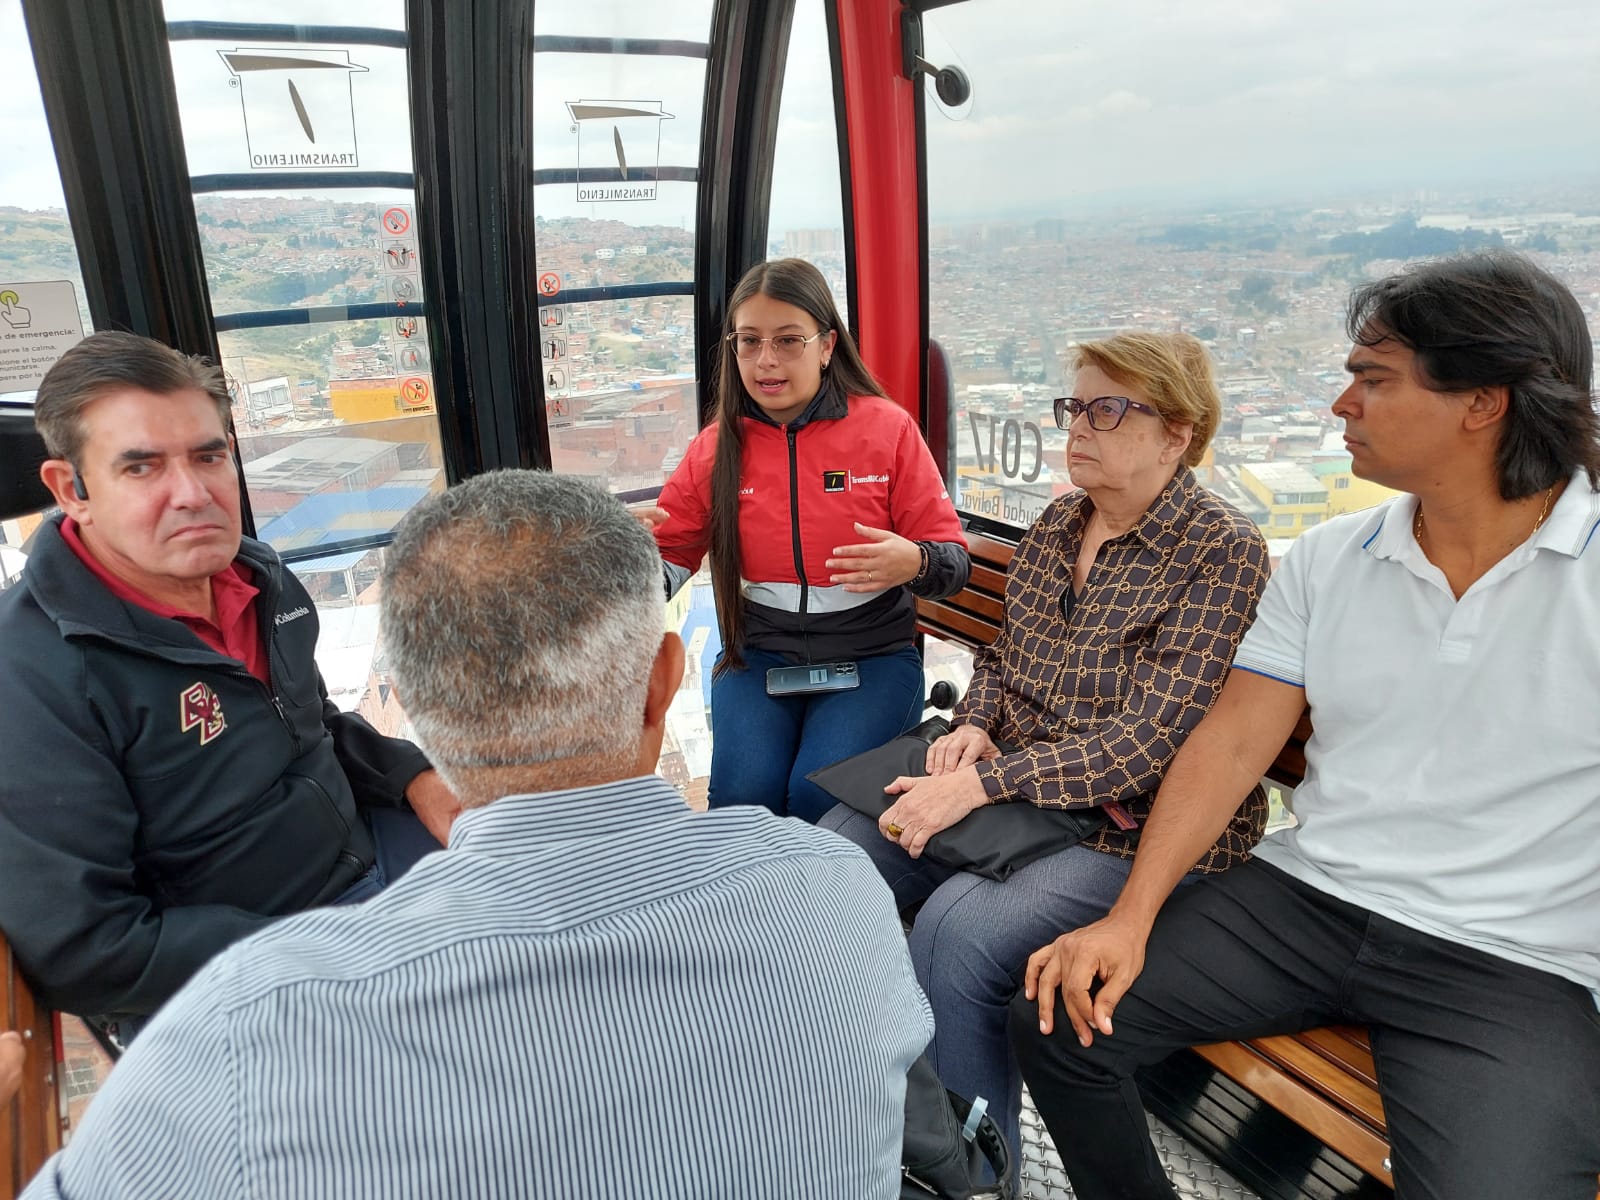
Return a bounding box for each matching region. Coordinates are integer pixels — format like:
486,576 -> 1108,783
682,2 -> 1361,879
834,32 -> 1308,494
708,645 -> 925,823
333,806 -> 442,905
821,804 -> 1140,1180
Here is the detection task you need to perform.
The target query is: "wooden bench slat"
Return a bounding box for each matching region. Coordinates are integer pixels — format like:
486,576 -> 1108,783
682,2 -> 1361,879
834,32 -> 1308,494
966,562 -> 1009,597
4,933 -> 60,1200
1266,744 -> 1307,789
1291,1025 -> 1379,1089
1243,1034 -> 1386,1129
946,590 -> 1003,623
963,531 -> 1017,567
916,604 -> 1002,648
1193,1040 -> 1394,1186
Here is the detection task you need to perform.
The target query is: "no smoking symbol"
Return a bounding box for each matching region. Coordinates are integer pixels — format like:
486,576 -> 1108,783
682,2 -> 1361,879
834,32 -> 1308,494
538,272 -> 562,297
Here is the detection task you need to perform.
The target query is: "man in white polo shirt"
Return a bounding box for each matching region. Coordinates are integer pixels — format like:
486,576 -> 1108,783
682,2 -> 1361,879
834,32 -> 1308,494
1010,251 -> 1600,1200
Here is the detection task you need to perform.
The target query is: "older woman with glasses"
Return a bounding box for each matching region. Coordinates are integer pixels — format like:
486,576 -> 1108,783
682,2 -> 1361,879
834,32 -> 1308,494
822,330 -> 1271,1175
644,258 -> 969,822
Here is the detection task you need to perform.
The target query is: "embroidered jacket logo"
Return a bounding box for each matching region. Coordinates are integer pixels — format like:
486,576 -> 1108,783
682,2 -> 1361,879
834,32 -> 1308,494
274,606 -> 310,627
821,470 -> 847,493
179,682 -> 228,746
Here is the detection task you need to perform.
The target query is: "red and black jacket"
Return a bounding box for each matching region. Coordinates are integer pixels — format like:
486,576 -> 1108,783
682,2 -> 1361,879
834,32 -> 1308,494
655,383 -> 969,663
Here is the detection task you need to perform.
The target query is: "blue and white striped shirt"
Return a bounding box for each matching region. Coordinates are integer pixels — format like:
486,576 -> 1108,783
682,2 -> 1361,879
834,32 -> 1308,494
25,776 -> 933,1199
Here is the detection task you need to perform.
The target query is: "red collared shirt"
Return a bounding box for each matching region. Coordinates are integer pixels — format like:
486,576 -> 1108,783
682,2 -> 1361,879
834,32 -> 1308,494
60,518 -> 269,684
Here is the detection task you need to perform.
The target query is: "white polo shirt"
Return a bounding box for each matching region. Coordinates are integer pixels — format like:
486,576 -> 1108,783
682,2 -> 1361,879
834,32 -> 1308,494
1235,471 -> 1600,1005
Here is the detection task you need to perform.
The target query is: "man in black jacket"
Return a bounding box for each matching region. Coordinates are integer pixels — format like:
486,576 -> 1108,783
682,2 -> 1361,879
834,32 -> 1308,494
0,331 -> 458,1029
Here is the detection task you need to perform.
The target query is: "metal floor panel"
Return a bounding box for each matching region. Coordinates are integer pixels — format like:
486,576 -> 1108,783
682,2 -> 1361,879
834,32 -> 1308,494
1020,1089 -> 1261,1200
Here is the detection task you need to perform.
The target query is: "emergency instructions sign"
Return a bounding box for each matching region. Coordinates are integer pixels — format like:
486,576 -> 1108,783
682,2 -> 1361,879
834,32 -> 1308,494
0,281 -> 85,392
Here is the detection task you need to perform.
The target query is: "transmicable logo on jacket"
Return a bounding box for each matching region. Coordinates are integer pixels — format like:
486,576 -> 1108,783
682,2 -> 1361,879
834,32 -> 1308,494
179,683 -> 228,746
821,471 -> 890,493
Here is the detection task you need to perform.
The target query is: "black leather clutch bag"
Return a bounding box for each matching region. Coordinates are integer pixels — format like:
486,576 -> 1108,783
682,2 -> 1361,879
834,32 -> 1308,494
807,716 -> 1108,882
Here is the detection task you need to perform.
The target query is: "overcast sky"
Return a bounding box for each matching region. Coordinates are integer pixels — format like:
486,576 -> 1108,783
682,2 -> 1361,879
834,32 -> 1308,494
920,0 -> 1600,219
4,0 -> 1598,233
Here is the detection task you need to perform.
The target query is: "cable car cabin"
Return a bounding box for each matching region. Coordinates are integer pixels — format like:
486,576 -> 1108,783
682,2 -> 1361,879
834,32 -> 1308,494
1,0 -> 1596,1196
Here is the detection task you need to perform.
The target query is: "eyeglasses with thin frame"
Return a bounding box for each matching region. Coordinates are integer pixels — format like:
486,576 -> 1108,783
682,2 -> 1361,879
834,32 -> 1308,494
1053,395 -> 1160,432
725,330 -> 830,361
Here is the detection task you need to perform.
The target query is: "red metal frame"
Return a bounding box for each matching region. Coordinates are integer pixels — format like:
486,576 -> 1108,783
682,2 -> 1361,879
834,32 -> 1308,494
833,0 -> 923,420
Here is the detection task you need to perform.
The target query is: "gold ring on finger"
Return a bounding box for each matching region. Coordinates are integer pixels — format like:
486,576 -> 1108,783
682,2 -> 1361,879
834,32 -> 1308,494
885,822 -> 904,838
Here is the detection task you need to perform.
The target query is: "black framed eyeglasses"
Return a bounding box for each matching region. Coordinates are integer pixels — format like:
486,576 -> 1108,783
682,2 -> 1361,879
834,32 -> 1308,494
725,330 -> 829,361
1053,395 -> 1160,431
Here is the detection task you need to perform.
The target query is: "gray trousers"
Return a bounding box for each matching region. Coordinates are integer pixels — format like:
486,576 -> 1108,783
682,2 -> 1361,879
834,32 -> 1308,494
1009,858 -> 1600,1200
821,803 -> 1136,1182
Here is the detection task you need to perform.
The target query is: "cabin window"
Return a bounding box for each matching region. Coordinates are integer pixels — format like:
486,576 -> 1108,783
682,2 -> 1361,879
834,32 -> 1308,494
766,0 -> 849,326
919,0 -> 1597,547
0,0 -> 94,582
529,2 -> 713,498
161,0 -> 446,645
0,0 -> 95,402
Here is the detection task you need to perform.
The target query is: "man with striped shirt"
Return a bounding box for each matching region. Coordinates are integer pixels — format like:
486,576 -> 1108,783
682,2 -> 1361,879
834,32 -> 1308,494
24,471 -> 932,1200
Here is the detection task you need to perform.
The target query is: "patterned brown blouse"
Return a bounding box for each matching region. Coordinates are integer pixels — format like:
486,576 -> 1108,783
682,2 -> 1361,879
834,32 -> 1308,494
955,466 -> 1271,873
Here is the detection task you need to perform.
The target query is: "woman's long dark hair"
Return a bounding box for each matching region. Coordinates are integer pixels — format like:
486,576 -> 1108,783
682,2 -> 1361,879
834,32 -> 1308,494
710,258 -> 885,675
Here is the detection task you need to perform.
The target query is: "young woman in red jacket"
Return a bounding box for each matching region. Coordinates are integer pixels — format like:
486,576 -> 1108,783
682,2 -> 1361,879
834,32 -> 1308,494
649,259 -> 969,821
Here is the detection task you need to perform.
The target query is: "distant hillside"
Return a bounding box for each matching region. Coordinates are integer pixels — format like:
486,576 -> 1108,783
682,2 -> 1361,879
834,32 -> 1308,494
1323,215 -> 1505,262
0,208 -> 80,285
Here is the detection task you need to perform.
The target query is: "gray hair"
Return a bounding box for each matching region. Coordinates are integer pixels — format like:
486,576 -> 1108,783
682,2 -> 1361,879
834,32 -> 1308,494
379,470 -> 664,794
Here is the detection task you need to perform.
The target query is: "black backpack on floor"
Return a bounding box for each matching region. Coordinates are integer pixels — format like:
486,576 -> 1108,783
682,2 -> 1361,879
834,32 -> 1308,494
902,1054 -> 1013,1199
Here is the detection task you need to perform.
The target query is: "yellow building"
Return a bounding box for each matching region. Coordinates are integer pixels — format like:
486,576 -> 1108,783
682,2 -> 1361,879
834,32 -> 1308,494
1239,461 -> 1328,538
330,376 -> 437,424
1313,455 -> 1395,518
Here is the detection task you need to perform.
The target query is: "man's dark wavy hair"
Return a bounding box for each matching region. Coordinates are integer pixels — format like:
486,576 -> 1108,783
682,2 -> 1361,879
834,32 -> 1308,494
1346,251 -> 1600,499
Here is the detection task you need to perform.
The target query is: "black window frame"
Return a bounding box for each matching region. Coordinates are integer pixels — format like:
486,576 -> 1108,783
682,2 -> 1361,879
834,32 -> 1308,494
22,0 -> 848,522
